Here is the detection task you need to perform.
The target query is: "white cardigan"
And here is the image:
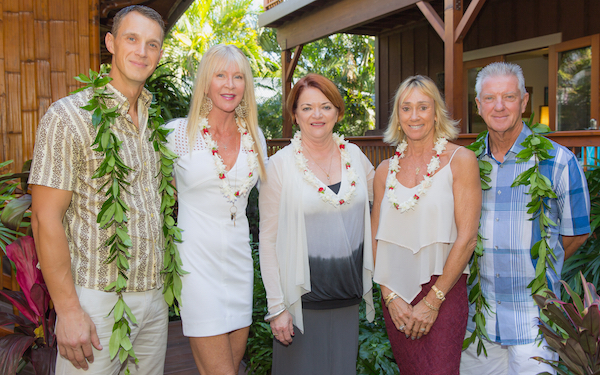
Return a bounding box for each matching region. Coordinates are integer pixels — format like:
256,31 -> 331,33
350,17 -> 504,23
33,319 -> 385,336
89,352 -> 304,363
259,142 -> 375,332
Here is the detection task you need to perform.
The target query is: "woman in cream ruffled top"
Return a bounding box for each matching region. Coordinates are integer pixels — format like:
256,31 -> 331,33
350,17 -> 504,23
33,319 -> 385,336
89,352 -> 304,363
371,75 -> 481,375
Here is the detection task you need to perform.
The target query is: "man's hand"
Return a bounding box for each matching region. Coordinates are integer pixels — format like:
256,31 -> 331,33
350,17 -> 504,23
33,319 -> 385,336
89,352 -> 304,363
56,308 -> 102,370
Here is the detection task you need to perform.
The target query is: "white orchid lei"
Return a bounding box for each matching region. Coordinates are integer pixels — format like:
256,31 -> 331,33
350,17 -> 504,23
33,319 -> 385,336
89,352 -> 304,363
385,137 -> 448,212
198,117 -> 259,203
292,131 -> 357,207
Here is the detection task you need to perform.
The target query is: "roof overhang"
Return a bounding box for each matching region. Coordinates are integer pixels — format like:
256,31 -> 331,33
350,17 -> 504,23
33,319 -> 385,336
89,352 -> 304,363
258,0 -> 440,49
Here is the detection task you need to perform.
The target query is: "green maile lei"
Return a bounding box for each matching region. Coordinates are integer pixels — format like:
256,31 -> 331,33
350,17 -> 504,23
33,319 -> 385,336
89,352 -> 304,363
72,65 -> 186,372
463,115 -> 557,356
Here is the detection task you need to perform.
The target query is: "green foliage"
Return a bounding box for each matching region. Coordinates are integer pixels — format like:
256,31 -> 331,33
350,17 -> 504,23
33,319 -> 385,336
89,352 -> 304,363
561,160 -> 600,299
533,273 -> 600,374
162,0 -> 278,81
245,243 -> 273,375
464,131 -> 493,355
357,285 -> 398,375
145,63 -> 192,121
511,117 -> 557,295
0,160 -> 31,254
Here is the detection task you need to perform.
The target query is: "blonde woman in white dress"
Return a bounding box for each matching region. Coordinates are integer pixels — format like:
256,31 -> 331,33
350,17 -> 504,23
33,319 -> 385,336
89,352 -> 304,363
166,44 -> 267,375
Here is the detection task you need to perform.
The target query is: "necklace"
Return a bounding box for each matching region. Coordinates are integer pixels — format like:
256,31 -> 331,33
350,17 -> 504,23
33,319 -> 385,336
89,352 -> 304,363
464,119 -> 558,353
303,145 -> 334,181
198,117 -> 258,224
385,137 -> 447,211
75,66 -> 186,371
292,131 -> 357,207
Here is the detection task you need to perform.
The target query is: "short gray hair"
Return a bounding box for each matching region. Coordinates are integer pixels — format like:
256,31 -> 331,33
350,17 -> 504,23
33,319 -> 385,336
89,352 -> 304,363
475,62 -> 526,99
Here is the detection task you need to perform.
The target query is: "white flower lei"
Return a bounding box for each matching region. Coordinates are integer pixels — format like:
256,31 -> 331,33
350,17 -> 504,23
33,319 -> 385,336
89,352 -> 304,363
385,137 -> 448,212
198,117 -> 259,203
292,131 -> 357,207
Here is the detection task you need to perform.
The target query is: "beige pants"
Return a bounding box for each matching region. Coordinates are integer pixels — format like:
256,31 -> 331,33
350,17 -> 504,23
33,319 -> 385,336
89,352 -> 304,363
55,285 -> 169,375
460,331 -> 558,375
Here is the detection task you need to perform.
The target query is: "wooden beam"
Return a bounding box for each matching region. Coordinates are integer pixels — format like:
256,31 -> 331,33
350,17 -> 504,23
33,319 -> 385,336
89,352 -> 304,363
416,1 -> 444,40
276,0 -> 421,49
286,45 -> 303,82
454,0 -> 486,43
444,0 -> 463,129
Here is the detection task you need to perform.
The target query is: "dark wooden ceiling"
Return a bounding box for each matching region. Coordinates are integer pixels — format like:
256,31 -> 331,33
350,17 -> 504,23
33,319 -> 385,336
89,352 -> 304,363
262,0 -> 448,36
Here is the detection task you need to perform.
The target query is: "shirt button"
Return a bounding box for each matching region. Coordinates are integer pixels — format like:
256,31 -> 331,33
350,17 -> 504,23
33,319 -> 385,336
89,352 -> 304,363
497,301 -> 501,304
494,246 -> 498,250
495,218 -> 499,221
500,164 -> 503,168
151,213 -> 154,218
145,188 -> 149,192
496,273 -> 500,278
498,190 -> 502,195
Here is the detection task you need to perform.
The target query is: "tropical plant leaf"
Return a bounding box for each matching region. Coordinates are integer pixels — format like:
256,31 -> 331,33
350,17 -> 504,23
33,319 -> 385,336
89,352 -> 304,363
0,334 -> 36,375
0,289 -> 38,324
29,345 -> 57,375
0,194 -> 32,231
6,236 -> 46,318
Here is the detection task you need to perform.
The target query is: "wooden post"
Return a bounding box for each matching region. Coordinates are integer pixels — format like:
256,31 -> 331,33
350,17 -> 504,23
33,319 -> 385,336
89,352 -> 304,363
418,0 -> 486,132
444,0 -> 463,130
281,45 -> 303,138
281,49 -> 293,138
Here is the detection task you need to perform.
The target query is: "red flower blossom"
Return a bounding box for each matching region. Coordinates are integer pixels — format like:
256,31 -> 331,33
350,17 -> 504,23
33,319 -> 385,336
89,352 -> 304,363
212,148 -> 218,155
351,181 -> 356,186
202,128 -> 209,134
346,163 -> 351,169
395,151 -> 401,156
339,144 -> 345,149
219,173 -> 225,179
414,194 -> 420,200
318,187 -> 325,193
248,172 -> 253,177
235,191 -> 240,197
339,199 -> 345,204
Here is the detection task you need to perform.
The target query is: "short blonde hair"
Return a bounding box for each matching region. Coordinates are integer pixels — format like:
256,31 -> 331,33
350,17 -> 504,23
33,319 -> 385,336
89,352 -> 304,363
384,75 -> 459,145
186,44 -> 265,178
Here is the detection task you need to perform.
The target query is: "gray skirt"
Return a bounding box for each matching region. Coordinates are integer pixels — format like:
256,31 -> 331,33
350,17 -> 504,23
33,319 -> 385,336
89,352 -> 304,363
271,304 -> 359,375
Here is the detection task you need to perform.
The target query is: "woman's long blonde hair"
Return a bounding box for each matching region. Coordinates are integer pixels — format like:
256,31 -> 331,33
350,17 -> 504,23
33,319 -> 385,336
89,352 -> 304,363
186,44 -> 266,178
384,75 -> 459,146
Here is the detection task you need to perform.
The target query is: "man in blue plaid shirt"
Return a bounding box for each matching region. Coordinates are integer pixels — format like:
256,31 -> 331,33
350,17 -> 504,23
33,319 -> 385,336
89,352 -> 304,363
460,62 -> 590,375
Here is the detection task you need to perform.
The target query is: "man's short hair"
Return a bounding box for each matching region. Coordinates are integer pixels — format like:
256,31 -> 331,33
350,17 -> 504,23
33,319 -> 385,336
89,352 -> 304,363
111,5 -> 165,41
475,62 -> 526,99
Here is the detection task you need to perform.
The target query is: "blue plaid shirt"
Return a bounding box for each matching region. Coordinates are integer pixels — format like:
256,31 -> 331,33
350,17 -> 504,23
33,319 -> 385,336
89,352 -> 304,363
466,124 -> 591,345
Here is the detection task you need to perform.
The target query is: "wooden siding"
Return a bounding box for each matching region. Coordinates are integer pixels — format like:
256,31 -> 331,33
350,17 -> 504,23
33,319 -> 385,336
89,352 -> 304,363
376,0 -> 600,132
0,0 -> 99,174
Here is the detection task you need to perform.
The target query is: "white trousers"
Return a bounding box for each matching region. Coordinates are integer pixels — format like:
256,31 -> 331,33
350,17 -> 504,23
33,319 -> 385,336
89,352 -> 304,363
55,285 -> 169,375
460,332 -> 558,375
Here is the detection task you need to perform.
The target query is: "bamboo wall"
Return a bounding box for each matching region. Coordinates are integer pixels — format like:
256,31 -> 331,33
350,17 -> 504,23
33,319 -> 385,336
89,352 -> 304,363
0,0 -> 100,174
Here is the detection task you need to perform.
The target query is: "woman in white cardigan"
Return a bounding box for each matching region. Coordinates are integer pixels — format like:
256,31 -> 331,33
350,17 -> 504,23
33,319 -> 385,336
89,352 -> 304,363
259,73 -> 374,375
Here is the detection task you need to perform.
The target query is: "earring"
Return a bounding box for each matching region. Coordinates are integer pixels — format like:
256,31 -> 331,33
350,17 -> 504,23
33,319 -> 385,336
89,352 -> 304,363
200,97 -> 213,118
235,98 -> 249,119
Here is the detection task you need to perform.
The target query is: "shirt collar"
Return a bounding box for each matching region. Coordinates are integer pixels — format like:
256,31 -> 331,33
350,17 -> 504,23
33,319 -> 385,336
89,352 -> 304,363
483,122 -> 531,161
105,83 -> 153,117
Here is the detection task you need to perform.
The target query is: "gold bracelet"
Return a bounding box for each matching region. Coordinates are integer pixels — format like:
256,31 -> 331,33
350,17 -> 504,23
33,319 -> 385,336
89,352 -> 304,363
384,292 -> 400,308
431,285 -> 446,301
423,298 -> 440,311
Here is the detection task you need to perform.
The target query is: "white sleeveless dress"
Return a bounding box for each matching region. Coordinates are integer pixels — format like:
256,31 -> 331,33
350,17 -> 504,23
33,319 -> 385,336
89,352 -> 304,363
374,146 -> 468,303
166,118 -> 267,337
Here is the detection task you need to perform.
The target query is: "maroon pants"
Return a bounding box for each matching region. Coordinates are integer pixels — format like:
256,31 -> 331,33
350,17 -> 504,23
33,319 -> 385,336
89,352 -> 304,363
382,274 -> 468,375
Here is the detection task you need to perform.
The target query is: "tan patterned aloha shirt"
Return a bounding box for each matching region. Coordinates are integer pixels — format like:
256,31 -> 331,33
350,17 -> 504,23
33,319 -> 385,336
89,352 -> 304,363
29,83 -> 164,292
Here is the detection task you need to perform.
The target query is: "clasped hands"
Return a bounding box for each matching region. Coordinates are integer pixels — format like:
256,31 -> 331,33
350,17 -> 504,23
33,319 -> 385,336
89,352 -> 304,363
387,296 -> 439,340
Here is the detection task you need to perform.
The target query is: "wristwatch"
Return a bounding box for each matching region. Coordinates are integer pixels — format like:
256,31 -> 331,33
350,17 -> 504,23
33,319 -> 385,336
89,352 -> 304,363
431,285 -> 446,302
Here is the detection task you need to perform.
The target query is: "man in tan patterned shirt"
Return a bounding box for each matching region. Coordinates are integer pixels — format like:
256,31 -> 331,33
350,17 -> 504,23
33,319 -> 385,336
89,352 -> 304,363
30,6 -> 167,374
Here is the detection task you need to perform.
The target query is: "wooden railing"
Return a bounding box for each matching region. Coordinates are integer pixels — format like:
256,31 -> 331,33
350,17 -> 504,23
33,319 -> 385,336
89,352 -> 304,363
263,0 -> 284,10
267,131 -> 600,170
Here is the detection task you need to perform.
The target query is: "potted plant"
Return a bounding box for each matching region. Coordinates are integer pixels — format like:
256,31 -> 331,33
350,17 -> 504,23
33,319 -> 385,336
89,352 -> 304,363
533,272 -> 600,375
